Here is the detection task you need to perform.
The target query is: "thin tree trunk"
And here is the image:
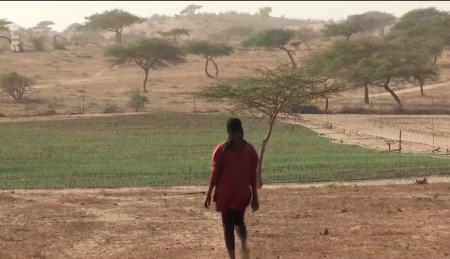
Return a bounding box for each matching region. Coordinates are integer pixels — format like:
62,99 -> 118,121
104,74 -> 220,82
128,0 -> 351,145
257,113 -> 278,189
0,35 -> 11,44
382,78 -> 402,107
116,28 -> 122,44
280,46 -> 296,66
303,41 -> 312,55
173,35 -> 178,46
419,78 -> 425,97
433,54 -> 438,64
364,83 -> 369,104
209,57 -> 219,77
143,69 -> 149,92
204,57 -> 214,78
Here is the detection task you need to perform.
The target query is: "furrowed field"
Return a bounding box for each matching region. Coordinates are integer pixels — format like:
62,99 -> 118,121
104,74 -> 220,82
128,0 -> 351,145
0,112 -> 449,189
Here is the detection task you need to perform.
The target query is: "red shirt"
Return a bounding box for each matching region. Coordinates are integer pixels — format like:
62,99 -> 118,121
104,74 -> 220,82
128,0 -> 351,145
209,140 -> 259,212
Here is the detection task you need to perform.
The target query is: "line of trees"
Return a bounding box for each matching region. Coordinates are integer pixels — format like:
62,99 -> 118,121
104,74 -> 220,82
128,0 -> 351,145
309,7 -> 450,105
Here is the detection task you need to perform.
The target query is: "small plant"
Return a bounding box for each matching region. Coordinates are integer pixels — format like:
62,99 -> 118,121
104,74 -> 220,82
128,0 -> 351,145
103,103 -> 122,114
0,72 -> 35,103
52,36 -> 66,50
128,89 -> 148,112
31,37 -> 45,51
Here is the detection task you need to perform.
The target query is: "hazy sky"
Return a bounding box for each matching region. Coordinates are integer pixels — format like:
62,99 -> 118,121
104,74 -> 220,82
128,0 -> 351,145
2,1 -> 450,32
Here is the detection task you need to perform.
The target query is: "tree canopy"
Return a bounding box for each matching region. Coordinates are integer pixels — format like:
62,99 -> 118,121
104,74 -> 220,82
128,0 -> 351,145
105,38 -> 185,91
33,21 -> 55,32
242,29 -> 297,65
323,11 -> 396,40
259,7 -> 272,17
0,72 -> 35,103
387,7 -> 450,64
0,19 -> 12,44
349,11 -> 396,35
184,40 -> 233,78
322,19 -> 361,40
199,63 -> 341,187
84,9 -> 145,44
180,4 -> 202,15
0,19 -> 11,31
157,28 -> 190,45
306,38 -> 435,106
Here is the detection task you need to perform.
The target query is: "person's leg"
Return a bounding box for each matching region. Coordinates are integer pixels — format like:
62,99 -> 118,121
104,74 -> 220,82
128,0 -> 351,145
221,210 -> 236,259
235,209 -> 249,258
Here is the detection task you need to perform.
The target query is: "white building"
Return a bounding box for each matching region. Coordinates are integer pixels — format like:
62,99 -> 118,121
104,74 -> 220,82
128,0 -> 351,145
11,32 -> 23,52
9,24 -> 23,52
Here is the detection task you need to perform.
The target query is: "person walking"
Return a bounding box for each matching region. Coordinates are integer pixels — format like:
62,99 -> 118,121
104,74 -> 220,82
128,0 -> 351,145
204,117 -> 260,259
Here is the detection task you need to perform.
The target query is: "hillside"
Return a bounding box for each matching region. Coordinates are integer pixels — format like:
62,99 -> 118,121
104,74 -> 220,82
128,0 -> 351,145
123,12 -> 324,43
1,12 -> 450,117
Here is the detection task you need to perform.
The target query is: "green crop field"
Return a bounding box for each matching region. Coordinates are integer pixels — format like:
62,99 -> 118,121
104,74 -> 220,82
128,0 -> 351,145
0,112 -> 449,189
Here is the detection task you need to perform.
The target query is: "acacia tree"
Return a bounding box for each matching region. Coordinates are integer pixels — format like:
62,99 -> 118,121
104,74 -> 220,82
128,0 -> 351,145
259,7 -> 272,17
348,11 -> 396,36
105,38 -> 185,92
199,64 -> 341,188
322,19 -> 361,41
33,21 -> 55,32
84,9 -> 145,44
291,27 -> 321,55
400,51 -> 438,96
388,7 -> 450,64
184,40 -> 233,78
156,28 -> 190,46
0,19 -> 12,44
307,38 -> 427,106
323,11 -> 396,40
242,29 -> 297,66
180,4 -> 202,16
306,39 -> 384,104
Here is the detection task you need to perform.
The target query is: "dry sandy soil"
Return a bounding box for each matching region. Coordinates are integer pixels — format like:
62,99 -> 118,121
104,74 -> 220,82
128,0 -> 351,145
0,44 -> 309,117
281,114 -> 450,155
1,178 -> 450,259
1,42 -> 449,117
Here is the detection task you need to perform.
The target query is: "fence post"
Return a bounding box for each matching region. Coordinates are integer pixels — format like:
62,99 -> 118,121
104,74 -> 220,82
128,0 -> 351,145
82,95 -> 85,114
380,112 -> 383,137
431,97 -> 435,146
194,95 -> 196,113
399,130 -> 402,152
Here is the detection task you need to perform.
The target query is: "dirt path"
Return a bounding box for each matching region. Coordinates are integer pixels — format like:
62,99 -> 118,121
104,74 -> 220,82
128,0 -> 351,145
33,68 -> 116,90
1,180 -> 449,258
282,114 -> 450,155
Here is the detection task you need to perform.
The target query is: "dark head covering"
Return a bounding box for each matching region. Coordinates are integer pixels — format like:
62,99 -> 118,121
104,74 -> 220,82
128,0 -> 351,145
224,118 -> 244,150
227,118 -> 243,136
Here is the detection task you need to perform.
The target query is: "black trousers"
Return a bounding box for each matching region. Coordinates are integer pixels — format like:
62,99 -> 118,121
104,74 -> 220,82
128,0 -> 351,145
221,209 -> 247,252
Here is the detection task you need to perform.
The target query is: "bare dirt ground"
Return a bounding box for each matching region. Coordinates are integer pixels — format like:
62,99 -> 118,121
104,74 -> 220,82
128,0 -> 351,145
1,178 -> 449,259
282,114 -> 450,155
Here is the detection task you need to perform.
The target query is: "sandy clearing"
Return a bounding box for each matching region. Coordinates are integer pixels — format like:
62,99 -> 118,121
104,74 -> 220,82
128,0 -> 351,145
1,180 -> 449,258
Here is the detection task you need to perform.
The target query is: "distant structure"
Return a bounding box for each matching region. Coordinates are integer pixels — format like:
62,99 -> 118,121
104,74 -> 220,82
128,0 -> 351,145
9,24 -> 23,52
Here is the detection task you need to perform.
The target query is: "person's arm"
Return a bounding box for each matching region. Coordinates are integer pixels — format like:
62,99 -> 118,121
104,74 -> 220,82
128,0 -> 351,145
250,145 -> 259,212
204,144 -> 222,209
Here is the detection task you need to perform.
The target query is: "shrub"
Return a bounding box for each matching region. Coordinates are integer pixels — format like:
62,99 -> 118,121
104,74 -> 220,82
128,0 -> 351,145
128,89 -> 148,112
31,37 -> 45,51
0,72 -> 35,103
290,104 -> 322,114
103,103 -> 123,114
52,37 -> 66,50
